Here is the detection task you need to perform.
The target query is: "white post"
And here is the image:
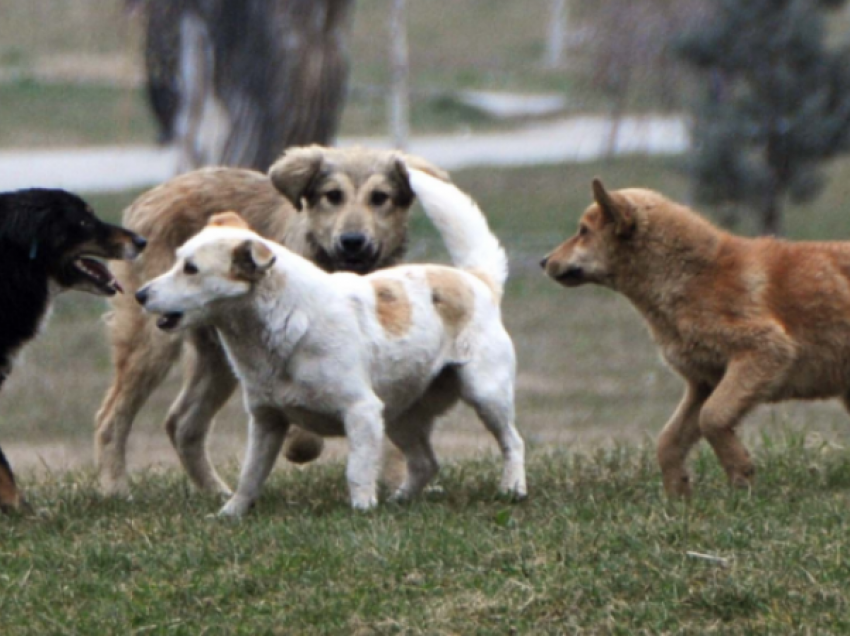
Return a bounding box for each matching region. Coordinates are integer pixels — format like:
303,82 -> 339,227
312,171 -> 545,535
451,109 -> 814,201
545,0 -> 568,69
389,0 -> 410,149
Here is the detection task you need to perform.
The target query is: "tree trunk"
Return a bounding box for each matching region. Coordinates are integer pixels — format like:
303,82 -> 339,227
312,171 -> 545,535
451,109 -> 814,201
389,0 -> 410,150
760,188 -> 783,236
544,0 -> 568,69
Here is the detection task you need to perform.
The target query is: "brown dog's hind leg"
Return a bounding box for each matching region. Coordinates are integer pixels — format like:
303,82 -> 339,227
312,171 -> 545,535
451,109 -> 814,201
165,327 -> 238,496
698,355 -> 786,490
657,381 -> 711,497
96,309 -> 182,495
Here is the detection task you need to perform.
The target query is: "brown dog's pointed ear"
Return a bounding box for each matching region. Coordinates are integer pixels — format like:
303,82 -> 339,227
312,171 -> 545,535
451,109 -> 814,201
208,211 -> 251,230
268,146 -> 325,211
232,239 -> 276,282
592,178 -> 635,238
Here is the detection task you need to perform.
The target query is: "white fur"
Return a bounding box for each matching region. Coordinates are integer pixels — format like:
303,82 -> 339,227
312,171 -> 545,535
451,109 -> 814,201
140,169 -> 526,515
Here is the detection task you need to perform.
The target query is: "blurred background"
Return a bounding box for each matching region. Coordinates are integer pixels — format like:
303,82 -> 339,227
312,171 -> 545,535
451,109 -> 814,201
4,0 -> 850,478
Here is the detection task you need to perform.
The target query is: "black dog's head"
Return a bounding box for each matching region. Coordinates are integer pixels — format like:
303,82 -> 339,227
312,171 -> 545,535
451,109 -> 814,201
0,189 -> 147,296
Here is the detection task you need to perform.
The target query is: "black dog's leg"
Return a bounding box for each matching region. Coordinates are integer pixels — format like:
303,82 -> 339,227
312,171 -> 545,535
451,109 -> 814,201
0,370 -> 23,512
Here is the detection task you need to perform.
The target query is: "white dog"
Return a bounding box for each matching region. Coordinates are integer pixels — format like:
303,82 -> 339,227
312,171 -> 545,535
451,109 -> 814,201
136,167 -> 526,515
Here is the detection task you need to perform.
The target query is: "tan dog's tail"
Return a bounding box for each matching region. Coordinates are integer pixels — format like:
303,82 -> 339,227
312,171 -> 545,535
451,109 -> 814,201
407,168 -> 508,297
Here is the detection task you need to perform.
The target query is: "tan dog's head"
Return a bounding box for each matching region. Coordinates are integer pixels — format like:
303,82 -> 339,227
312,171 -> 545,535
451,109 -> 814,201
135,212 -> 276,332
540,178 -> 638,288
269,145 -> 448,274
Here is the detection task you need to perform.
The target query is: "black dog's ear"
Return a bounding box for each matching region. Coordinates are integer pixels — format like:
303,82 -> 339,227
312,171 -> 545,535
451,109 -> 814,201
268,146 -> 325,211
231,239 -> 276,282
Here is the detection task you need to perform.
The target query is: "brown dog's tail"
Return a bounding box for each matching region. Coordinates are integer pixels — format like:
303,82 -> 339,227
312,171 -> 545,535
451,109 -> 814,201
0,445 -> 21,512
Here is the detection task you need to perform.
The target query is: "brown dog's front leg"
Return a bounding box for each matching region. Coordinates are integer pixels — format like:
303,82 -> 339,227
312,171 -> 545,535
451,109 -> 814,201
698,356 -> 784,489
657,381 -> 711,497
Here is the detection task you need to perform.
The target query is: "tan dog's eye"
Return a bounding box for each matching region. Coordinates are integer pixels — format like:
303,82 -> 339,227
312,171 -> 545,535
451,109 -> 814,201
324,189 -> 344,205
370,191 -> 389,206
184,261 -> 198,275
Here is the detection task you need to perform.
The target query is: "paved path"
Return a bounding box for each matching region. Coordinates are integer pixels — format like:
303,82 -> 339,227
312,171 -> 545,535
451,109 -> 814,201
0,114 -> 688,193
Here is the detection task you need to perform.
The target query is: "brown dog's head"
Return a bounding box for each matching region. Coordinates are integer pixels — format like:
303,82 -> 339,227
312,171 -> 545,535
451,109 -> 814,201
269,145 -> 449,274
540,178 -> 638,288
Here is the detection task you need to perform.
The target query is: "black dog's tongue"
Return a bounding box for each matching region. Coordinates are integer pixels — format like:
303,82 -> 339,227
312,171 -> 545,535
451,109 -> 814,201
76,257 -> 123,293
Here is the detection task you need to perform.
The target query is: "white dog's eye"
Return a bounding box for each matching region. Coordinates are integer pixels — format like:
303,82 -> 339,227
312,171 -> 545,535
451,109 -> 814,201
184,261 -> 198,275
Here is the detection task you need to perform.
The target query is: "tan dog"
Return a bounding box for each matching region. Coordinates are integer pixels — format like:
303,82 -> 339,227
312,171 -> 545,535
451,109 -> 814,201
542,178 -> 850,497
96,145 -> 446,496
136,169 -> 526,515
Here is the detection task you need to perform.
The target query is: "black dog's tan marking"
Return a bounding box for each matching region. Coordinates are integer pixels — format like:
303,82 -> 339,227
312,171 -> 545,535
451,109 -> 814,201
0,188 -> 145,511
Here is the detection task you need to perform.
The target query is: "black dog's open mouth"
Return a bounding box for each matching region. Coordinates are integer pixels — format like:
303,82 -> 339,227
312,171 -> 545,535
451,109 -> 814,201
72,256 -> 123,295
156,312 -> 183,331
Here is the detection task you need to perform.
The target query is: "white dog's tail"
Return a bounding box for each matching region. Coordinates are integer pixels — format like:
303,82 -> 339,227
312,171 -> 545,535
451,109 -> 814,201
408,168 -> 508,297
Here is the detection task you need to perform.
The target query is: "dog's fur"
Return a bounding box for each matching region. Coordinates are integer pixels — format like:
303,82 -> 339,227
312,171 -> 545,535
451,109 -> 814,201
136,169 -> 526,515
0,189 -> 145,509
95,145 -> 448,496
543,178 -> 850,497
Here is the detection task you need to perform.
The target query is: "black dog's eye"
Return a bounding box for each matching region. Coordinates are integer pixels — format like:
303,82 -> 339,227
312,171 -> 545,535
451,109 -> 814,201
324,189 -> 344,205
370,191 -> 389,206
184,261 -> 198,275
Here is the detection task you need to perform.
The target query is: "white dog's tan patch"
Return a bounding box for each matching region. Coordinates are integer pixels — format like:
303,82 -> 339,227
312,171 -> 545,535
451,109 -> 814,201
209,211 -> 251,230
371,279 -> 412,337
426,268 -> 474,334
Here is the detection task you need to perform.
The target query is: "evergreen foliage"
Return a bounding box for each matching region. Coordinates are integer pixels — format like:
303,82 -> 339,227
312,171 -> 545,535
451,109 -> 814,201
678,0 -> 850,234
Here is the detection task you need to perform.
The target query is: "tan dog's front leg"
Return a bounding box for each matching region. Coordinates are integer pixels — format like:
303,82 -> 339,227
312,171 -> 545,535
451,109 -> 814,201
219,407 -> 289,517
657,381 -> 711,497
698,356 -> 782,489
343,397 -> 385,510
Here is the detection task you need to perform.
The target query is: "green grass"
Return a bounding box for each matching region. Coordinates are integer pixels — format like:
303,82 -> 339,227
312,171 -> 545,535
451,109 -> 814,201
3,442 -> 850,633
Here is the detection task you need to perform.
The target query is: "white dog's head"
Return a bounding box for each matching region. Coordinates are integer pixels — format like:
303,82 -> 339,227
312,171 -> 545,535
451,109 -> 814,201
135,212 -> 276,332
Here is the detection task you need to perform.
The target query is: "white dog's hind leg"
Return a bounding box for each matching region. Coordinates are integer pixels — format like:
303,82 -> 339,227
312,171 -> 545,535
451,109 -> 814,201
459,347 -> 527,498
343,396 -> 385,510
219,407 -> 288,517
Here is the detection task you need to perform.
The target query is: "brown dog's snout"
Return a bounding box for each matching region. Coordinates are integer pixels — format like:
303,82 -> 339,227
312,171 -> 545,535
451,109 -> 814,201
539,256 -> 549,269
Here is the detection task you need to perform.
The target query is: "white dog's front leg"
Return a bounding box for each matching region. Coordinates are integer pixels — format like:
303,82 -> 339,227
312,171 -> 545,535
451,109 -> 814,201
344,397 -> 385,510
220,407 -> 288,517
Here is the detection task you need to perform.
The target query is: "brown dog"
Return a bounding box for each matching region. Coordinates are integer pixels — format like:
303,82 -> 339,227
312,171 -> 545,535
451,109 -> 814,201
542,178 -> 850,497
95,145 -> 447,496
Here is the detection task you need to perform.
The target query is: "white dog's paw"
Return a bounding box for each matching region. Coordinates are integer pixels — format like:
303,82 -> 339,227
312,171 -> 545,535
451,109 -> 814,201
351,494 -> 378,511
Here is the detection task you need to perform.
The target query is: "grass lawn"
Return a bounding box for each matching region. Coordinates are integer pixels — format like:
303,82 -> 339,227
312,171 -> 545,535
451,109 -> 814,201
2,443 -> 850,633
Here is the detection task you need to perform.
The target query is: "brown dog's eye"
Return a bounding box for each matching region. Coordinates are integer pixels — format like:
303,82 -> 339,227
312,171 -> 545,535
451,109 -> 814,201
184,261 -> 198,275
370,191 -> 389,206
578,224 -> 589,237
324,189 -> 344,205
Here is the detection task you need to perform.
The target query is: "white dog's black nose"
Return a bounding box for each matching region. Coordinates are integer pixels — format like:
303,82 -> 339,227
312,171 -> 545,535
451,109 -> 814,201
135,287 -> 149,306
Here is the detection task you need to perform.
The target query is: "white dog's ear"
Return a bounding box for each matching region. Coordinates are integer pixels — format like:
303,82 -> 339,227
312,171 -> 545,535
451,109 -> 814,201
232,239 -> 276,282
268,145 -> 325,211
592,178 -> 635,238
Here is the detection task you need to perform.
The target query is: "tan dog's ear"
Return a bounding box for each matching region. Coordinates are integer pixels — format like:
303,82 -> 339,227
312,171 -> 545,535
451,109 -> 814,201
399,153 -> 450,182
268,146 -> 325,211
232,239 -> 276,282
592,178 -> 635,238
208,211 -> 251,230
391,155 -> 450,208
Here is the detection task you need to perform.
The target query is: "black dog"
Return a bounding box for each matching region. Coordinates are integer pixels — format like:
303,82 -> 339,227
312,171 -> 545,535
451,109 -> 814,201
0,188 -> 146,510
